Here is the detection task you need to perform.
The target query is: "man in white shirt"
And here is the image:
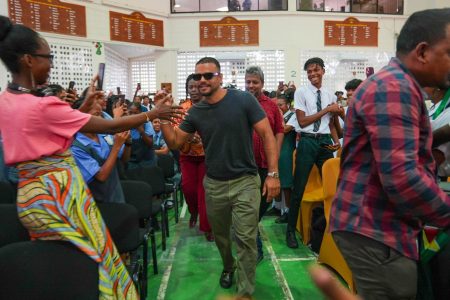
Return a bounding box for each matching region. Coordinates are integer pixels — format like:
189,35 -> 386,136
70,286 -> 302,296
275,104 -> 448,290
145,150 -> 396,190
286,57 -> 342,248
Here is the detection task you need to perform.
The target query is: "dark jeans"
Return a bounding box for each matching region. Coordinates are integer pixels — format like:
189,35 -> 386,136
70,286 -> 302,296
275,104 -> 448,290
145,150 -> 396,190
287,135 -> 333,231
333,231 -> 417,300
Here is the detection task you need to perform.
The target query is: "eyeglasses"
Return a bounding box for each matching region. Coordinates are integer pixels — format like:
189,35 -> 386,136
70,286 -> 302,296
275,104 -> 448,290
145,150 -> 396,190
192,72 -> 220,81
31,54 -> 54,62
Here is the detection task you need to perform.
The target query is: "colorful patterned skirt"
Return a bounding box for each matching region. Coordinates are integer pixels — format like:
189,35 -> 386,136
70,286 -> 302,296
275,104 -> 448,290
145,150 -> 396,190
16,150 -> 138,300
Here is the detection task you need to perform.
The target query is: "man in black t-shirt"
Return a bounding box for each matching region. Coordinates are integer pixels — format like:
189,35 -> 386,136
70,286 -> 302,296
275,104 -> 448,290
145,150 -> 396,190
160,57 -> 280,299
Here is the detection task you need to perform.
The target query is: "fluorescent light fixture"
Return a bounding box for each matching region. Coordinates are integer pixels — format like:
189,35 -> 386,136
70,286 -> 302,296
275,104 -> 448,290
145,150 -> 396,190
174,4 -> 181,8
216,6 -> 229,11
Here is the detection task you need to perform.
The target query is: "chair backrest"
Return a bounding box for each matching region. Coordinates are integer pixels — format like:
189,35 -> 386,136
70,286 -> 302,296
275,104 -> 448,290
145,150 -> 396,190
121,180 -> 153,219
321,158 -> 340,223
0,181 -> 16,204
157,154 -> 175,178
125,166 -> 166,195
0,204 -> 30,247
304,164 -> 323,194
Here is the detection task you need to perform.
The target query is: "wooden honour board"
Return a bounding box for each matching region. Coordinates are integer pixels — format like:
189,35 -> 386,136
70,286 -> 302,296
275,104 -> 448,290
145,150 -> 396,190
110,11 -> 164,47
8,0 -> 87,37
200,17 -> 259,47
324,17 -> 378,47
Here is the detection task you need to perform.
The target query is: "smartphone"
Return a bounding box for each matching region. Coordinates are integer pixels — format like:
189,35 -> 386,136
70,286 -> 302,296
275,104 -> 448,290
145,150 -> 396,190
117,87 -> 121,95
118,94 -> 125,105
137,83 -> 141,90
97,63 -> 105,90
68,81 -> 75,91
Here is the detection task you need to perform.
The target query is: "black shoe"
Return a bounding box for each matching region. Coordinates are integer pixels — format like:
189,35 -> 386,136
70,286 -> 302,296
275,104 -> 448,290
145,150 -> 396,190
275,213 -> 288,224
219,270 -> 234,289
286,230 -> 299,249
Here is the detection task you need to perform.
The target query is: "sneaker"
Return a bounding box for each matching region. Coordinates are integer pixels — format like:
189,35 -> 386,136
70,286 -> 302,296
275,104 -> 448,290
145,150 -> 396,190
219,270 -> 234,289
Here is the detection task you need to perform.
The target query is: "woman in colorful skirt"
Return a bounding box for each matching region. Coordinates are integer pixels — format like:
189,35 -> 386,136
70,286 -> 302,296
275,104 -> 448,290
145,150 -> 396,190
0,16 -> 182,299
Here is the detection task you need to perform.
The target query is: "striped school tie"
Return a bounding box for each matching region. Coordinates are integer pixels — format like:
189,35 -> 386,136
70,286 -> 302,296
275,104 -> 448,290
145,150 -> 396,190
313,90 -> 321,132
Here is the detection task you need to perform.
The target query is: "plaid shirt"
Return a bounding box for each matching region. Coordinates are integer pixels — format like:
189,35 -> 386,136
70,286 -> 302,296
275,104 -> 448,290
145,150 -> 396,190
330,58 -> 450,260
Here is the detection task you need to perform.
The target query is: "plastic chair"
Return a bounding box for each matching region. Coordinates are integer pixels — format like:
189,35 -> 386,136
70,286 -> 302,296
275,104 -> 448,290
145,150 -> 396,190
125,166 -> 170,245
317,158 -> 355,292
297,164 -> 325,245
157,154 -> 181,223
121,180 -> 161,275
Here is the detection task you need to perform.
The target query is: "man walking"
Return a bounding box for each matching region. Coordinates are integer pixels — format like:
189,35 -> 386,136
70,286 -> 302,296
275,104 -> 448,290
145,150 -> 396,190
331,8 -> 450,299
161,57 -> 280,299
245,66 -> 284,263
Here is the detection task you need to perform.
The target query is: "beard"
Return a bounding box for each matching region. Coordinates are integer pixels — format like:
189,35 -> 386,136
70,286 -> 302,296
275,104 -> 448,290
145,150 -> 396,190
199,84 -> 219,97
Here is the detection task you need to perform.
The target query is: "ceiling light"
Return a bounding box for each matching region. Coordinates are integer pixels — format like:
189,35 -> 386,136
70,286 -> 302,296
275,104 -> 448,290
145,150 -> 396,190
174,4 -> 180,8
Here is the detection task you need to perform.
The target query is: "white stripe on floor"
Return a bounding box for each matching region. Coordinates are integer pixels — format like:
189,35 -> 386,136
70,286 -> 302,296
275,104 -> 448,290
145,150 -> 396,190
157,203 -> 187,299
277,257 -> 317,262
259,225 -> 294,300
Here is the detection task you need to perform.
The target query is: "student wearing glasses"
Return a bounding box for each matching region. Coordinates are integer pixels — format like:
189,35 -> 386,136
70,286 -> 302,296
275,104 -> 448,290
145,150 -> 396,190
160,57 -> 280,299
0,16 -> 182,299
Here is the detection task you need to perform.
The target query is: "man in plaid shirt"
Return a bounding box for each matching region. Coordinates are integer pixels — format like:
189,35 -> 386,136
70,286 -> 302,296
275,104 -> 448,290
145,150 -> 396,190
330,8 -> 450,299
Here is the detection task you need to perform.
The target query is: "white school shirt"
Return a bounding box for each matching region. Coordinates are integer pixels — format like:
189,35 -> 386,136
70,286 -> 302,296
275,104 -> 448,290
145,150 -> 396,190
292,83 -> 337,134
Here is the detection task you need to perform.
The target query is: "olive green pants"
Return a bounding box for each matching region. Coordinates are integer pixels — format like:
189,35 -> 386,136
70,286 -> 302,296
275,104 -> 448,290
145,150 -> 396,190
203,174 -> 261,296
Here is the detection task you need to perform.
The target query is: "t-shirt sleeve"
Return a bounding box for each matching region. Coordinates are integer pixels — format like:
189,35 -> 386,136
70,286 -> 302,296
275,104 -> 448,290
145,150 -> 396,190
246,93 -> 266,125
38,97 -> 91,138
179,107 -> 197,134
71,145 -> 100,183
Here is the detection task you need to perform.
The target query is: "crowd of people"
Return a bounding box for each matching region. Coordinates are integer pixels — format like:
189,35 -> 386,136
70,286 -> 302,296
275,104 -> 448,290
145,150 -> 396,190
1,7 -> 450,300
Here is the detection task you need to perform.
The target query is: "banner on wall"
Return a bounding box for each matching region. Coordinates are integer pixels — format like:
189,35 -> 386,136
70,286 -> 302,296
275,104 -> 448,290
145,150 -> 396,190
8,0 -> 87,37
200,17 -> 259,47
109,11 -> 164,47
324,17 -> 378,47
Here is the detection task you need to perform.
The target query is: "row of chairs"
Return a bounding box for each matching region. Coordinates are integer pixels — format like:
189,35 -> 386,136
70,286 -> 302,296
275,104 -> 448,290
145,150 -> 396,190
0,154 -> 182,299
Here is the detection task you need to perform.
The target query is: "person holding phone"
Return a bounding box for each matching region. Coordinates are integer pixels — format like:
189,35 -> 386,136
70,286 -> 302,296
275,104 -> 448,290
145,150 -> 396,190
0,16 -> 183,300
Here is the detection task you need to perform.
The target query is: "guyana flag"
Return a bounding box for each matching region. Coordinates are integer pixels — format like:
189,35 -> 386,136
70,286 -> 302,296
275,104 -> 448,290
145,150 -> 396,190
421,226 -> 450,263
417,226 -> 450,300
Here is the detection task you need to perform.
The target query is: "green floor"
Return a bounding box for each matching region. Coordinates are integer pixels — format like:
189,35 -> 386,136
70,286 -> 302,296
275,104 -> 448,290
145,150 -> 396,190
146,204 -> 324,300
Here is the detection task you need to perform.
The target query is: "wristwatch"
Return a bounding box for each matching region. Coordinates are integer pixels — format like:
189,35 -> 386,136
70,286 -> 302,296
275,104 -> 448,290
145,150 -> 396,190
267,171 -> 279,179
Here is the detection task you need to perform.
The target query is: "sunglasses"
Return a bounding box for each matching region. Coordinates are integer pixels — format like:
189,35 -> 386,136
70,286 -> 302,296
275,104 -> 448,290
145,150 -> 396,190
192,72 -> 220,81
31,54 -> 54,62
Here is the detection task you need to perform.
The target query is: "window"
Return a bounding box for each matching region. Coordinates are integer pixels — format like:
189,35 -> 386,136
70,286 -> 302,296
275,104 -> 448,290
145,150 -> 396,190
177,50 -> 285,100
171,0 -> 288,13
297,0 -> 403,14
130,59 -> 157,97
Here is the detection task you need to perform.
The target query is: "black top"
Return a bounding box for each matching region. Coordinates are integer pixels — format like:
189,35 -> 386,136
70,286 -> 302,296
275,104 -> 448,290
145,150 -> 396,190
179,89 -> 266,180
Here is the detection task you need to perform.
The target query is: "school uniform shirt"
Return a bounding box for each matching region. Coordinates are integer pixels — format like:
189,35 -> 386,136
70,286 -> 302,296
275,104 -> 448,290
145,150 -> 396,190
292,83 -> 336,134
71,133 -> 124,183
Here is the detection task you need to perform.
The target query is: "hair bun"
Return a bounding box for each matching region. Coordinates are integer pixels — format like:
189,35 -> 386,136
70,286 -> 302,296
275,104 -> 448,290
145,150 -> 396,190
0,16 -> 13,42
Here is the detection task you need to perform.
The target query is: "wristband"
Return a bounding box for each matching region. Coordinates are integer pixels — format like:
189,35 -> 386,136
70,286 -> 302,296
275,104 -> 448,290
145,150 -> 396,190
160,120 -> 171,125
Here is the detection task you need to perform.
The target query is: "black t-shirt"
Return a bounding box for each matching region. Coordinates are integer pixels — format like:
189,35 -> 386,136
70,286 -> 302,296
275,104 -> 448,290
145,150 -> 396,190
179,89 -> 266,180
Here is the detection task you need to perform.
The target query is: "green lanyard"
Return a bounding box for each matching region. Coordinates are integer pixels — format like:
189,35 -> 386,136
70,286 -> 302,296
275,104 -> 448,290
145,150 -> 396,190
432,89 -> 450,120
